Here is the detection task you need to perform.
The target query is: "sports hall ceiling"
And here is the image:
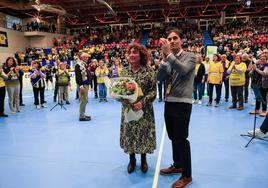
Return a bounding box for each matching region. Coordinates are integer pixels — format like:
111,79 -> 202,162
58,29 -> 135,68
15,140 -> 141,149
0,0 -> 268,27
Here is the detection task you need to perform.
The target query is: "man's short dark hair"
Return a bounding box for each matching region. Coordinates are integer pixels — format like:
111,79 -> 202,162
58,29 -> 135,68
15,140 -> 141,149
166,27 -> 182,38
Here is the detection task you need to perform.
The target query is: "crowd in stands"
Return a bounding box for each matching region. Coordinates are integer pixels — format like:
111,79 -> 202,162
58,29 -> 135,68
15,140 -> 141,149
12,21 -> 56,33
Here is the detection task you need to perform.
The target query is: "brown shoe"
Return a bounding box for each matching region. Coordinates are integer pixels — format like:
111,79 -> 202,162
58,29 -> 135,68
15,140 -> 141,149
259,111 -> 267,117
249,109 -> 259,115
237,106 -> 244,111
160,165 -> 182,175
172,176 -> 192,188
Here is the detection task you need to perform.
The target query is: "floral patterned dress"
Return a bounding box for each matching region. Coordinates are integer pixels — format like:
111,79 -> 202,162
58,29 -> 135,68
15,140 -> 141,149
120,66 -> 157,154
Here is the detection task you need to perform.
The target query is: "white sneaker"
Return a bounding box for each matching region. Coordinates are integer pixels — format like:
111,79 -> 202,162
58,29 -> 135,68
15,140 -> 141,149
10,111 -> 16,114
41,103 -> 47,108
248,128 -> 267,138
36,105 -> 40,110
192,100 -> 196,104
198,100 -> 202,105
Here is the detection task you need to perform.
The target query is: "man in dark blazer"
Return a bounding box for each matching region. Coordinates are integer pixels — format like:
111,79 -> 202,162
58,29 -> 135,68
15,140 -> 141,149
75,53 -> 92,121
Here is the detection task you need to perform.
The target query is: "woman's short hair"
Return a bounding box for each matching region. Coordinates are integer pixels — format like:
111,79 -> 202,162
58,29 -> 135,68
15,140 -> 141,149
127,43 -> 149,66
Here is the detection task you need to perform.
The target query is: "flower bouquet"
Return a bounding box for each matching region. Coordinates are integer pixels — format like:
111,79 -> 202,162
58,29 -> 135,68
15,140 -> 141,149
110,77 -> 144,123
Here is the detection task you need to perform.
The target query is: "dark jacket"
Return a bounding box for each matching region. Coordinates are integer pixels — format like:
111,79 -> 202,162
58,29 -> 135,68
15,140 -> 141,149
75,60 -> 92,86
194,63 -> 205,83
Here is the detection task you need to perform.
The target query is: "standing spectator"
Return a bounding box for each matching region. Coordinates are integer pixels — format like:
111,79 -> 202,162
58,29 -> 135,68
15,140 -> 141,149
57,62 -> 70,105
227,56 -> 247,110
250,54 -> 268,117
110,58 -> 122,78
220,54 -> 230,102
3,57 -> 21,114
0,64 -> 8,117
44,60 -> 54,90
193,54 -> 205,105
153,58 -> 166,102
241,53 -> 251,103
30,61 -> 47,110
75,53 -> 92,121
202,56 -> 211,97
88,59 -> 98,99
158,28 -> 196,188
207,54 -> 223,107
95,60 -> 109,102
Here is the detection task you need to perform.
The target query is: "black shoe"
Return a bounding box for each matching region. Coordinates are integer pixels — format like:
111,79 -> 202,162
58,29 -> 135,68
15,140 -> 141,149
66,101 -> 70,105
0,113 -> 8,117
225,99 -> 228,102
85,115 -> 91,120
244,99 -> 248,103
140,161 -> 148,173
140,154 -> 148,173
104,98 -> 108,102
79,117 -> 91,121
53,98 -> 57,102
158,99 -> 162,102
94,95 -> 98,99
127,160 -> 136,173
20,104 -> 25,106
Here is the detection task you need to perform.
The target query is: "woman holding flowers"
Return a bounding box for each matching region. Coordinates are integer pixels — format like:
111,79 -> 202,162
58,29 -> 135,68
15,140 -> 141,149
120,43 -> 157,174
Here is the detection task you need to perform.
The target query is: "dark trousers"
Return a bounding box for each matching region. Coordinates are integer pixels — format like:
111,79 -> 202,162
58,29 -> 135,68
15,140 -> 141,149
0,86 -> 5,114
33,87 -> 45,105
260,113 -> 268,134
193,82 -> 203,100
158,80 -> 166,100
255,87 -> 268,111
19,78 -> 23,105
93,77 -> 98,97
231,86 -> 244,107
54,83 -> 58,101
222,77 -> 229,100
164,102 -> 192,178
208,83 -> 222,103
202,74 -> 209,96
244,78 -> 250,101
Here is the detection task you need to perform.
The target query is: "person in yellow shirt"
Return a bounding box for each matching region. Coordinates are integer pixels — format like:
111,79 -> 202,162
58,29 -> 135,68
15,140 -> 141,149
0,64 -> 8,117
95,60 -> 109,102
207,54 -> 223,107
227,56 -> 247,110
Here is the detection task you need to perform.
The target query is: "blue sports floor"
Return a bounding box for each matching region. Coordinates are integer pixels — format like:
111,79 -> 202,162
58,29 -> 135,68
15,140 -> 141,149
0,89 -> 268,188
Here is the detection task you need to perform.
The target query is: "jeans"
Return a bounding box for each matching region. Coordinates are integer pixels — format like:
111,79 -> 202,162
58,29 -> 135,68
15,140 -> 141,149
193,82 -> 203,100
98,83 -> 107,99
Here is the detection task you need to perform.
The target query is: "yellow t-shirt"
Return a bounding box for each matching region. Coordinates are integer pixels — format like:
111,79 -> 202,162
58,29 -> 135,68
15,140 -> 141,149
95,67 -> 109,83
0,76 -> 5,87
228,62 -> 247,86
195,64 -> 201,76
208,61 -> 224,84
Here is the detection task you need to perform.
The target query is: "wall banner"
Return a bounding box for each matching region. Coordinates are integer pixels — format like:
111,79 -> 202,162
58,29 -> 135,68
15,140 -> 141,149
0,31 -> 8,47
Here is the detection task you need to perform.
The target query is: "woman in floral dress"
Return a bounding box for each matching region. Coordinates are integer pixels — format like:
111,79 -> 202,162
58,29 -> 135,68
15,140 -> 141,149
120,43 -> 157,173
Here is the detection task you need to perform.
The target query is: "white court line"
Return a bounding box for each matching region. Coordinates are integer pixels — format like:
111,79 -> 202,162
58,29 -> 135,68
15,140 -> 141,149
152,123 -> 166,188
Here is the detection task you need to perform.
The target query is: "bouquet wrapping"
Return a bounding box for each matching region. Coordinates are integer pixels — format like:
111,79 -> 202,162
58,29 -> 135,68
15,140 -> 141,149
109,77 -> 144,123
